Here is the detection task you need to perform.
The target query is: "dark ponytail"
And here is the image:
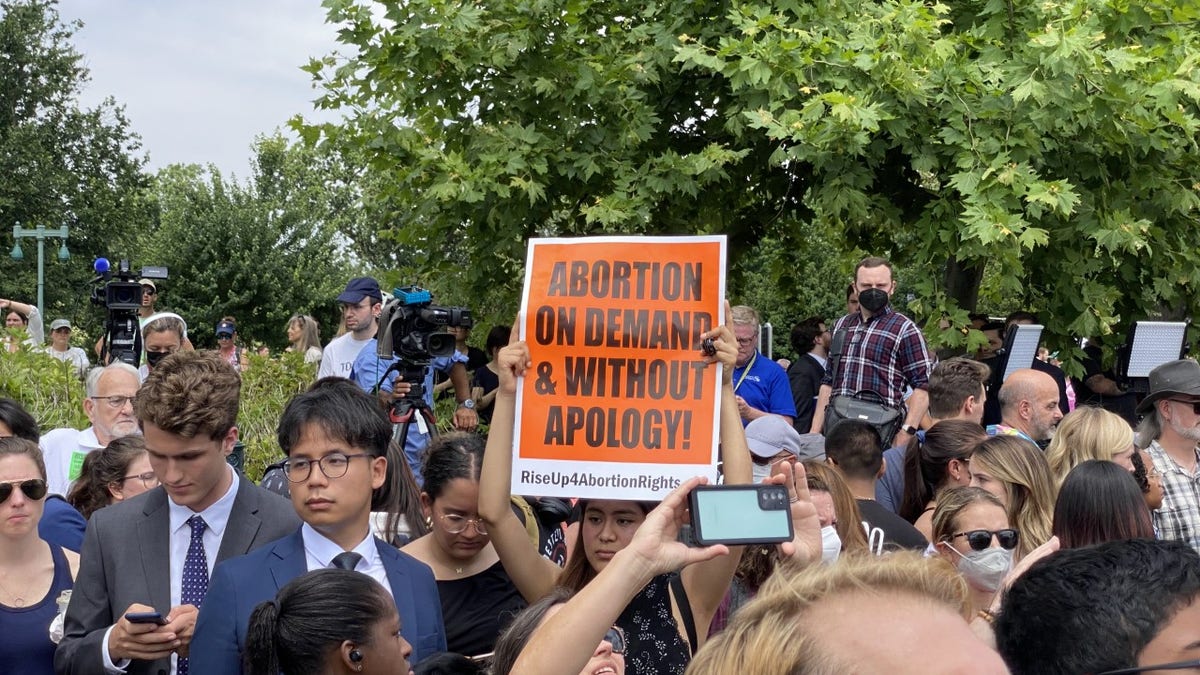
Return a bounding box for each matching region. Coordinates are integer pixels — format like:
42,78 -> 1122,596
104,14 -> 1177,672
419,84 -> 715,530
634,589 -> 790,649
898,420 -> 986,524
244,599 -> 283,675
243,569 -> 393,675
67,436 -> 146,519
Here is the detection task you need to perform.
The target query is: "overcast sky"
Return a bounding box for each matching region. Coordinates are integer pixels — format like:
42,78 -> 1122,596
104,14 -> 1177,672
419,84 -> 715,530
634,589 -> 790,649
57,0 -> 344,179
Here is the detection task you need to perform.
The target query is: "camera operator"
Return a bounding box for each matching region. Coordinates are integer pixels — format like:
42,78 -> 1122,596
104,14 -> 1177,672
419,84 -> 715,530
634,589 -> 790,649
93,278 -> 193,361
350,332 -> 477,487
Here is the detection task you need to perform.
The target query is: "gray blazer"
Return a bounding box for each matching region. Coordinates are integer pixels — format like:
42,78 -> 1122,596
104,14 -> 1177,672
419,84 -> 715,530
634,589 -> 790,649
54,474 -> 300,675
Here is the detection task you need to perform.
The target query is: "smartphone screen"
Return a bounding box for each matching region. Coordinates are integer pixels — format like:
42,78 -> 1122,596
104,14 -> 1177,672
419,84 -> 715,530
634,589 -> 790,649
690,485 -> 793,545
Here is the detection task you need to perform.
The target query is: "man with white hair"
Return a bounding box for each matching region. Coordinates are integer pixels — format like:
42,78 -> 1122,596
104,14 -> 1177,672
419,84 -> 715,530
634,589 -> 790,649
730,304 -> 796,426
40,362 -> 141,495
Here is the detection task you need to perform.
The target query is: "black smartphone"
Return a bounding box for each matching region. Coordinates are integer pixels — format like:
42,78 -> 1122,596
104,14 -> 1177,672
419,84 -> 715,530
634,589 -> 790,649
689,485 -> 794,546
124,611 -> 168,625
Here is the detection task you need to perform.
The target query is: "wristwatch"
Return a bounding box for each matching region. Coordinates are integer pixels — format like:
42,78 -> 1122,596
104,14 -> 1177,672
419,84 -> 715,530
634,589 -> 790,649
458,399 -> 476,410
901,424 -> 919,435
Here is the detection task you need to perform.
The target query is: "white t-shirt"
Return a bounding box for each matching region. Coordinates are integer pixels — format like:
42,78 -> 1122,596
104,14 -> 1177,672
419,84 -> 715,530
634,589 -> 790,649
40,426 -> 105,496
47,346 -> 90,378
317,332 -> 373,379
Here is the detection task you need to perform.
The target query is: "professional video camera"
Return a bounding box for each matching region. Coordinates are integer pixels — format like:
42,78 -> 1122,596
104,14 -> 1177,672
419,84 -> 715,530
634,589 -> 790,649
90,258 -> 167,367
375,286 -> 472,423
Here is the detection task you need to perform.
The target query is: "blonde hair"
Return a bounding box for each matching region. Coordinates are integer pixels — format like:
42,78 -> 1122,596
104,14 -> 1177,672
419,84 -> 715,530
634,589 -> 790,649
688,553 -> 968,675
931,486 -> 1008,545
1044,406 -> 1133,484
804,461 -> 868,554
969,436 -> 1056,558
730,305 -> 760,331
287,314 -> 322,352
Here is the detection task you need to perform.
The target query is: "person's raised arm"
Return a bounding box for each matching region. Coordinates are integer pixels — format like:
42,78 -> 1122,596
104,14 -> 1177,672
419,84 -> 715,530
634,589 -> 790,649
511,477 -> 728,675
478,332 -> 562,602
681,310 -> 752,640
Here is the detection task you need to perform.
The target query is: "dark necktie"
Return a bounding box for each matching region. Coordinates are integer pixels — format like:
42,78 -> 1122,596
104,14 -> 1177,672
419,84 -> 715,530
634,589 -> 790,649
331,551 -> 363,571
177,515 -> 208,675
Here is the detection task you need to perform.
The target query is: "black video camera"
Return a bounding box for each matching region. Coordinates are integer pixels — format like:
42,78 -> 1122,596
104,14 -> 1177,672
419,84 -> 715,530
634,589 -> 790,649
90,258 -> 167,367
375,286 -> 472,421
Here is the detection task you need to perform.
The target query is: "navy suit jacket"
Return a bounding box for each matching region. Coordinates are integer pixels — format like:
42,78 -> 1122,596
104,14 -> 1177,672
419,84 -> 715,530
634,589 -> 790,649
190,529 -> 446,673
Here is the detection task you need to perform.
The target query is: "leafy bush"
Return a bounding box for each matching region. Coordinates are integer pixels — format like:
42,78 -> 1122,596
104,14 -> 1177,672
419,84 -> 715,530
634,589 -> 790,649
0,339 -> 89,432
1,342 -> 317,481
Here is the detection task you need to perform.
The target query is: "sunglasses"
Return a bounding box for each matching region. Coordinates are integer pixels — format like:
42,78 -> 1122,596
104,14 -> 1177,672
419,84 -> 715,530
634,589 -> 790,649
603,626 -> 626,655
752,452 -> 796,466
0,478 -> 48,504
949,528 -> 1019,551
1169,399 -> 1200,415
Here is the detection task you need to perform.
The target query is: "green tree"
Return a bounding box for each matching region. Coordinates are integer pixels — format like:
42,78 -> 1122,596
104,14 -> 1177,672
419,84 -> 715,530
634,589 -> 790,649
137,135 -> 352,349
674,0 -> 1200,366
308,0 -> 1200,372
301,0 -> 809,319
0,0 -> 151,334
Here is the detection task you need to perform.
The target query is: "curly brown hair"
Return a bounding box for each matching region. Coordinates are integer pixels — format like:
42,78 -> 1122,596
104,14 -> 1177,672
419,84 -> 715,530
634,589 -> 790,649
134,350 -> 240,440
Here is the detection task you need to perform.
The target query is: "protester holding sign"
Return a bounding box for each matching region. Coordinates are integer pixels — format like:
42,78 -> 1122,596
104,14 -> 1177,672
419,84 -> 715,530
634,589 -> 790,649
478,312 -> 750,674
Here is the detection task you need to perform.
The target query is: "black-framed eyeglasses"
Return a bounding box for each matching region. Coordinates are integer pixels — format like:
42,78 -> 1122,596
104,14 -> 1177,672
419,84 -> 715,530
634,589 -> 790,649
122,471 -> 159,489
603,625 -> 626,655
949,529 -> 1019,551
1169,399 -> 1200,415
89,395 -> 136,410
0,478 -> 47,503
280,453 -> 372,483
1095,659 -> 1200,674
438,513 -> 488,535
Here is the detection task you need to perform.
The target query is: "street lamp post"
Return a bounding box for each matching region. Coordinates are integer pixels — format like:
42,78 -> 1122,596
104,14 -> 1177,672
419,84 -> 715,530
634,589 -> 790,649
10,224 -> 71,320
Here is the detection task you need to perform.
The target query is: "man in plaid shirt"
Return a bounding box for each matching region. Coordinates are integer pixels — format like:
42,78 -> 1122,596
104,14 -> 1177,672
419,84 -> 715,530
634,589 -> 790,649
1136,359 -> 1200,551
810,256 -> 934,448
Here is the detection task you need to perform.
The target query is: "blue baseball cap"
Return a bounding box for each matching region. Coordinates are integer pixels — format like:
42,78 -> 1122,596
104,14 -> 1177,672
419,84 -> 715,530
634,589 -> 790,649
336,277 -> 382,304
215,320 -> 236,337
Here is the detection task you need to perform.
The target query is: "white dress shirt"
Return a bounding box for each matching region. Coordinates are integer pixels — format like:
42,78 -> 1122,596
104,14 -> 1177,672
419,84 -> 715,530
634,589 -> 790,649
102,464 -> 240,674
301,523 -> 393,597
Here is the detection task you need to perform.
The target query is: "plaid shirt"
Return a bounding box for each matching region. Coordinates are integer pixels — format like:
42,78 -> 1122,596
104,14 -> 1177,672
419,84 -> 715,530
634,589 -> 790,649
822,306 -> 934,409
1148,439 -> 1200,551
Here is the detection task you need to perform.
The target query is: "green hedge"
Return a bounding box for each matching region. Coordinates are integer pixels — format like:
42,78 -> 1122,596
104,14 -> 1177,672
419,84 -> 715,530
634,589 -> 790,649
1,345 -> 464,481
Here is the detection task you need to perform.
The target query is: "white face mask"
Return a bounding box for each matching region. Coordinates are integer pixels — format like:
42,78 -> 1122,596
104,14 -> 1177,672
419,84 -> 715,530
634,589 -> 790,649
821,525 -> 842,564
752,462 -> 771,484
951,546 -> 1013,592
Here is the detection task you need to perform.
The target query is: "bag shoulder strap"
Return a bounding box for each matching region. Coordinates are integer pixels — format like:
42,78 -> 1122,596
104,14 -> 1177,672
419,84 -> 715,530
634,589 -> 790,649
829,326 -> 849,392
669,572 -> 698,656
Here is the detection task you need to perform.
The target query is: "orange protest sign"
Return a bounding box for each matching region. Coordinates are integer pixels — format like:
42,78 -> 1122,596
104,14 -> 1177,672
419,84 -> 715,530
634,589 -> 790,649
514,236 -> 726,500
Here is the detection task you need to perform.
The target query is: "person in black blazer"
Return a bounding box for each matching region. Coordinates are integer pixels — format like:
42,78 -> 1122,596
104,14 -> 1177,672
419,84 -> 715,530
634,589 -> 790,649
787,317 -> 831,434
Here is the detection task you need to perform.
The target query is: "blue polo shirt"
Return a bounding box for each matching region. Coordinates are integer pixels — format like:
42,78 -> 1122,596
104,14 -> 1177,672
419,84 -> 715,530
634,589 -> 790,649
351,340 -> 467,486
731,352 -> 797,426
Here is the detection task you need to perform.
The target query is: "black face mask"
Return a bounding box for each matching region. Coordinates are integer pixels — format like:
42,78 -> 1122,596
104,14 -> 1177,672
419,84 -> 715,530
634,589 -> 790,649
858,288 -> 890,313
145,350 -> 170,368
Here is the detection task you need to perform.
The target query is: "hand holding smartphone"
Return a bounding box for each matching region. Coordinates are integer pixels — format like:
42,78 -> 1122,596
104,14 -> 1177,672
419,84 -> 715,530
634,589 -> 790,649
124,611 -> 168,626
688,484 -> 794,546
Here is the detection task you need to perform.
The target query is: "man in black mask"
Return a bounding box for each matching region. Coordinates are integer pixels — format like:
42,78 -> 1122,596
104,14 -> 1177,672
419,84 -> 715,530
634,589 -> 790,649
810,256 -> 935,448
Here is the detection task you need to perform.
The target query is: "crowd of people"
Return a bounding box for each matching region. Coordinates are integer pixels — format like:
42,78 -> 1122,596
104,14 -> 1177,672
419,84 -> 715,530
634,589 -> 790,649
0,256 -> 1198,675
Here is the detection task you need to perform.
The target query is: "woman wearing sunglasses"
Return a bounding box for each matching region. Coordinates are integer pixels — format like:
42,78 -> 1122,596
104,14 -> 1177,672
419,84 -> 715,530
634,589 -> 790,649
66,436 -> 158,520
932,487 -> 1018,622
0,437 -> 79,675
